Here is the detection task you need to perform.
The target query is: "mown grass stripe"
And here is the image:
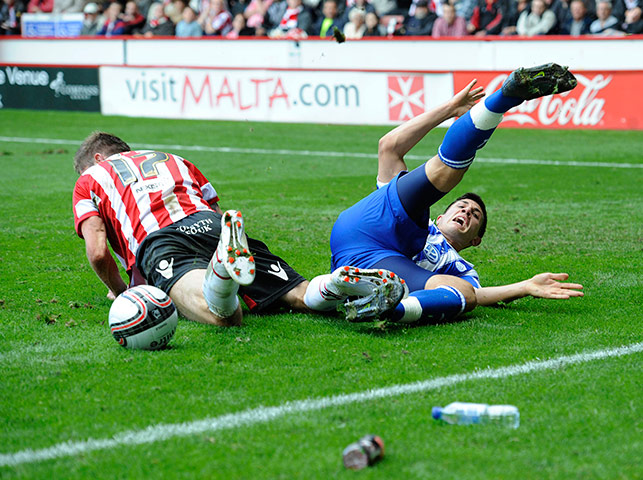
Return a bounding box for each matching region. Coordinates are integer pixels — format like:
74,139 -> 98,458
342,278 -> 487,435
0,136 -> 640,169
2,341 -> 641,468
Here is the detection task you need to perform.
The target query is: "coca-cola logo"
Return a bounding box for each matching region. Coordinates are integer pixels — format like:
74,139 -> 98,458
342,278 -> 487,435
486,74 -> 611,127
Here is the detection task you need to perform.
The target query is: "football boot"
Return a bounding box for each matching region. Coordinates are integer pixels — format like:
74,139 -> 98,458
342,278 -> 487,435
216,210 -> 255,286
502,63 -> 577,100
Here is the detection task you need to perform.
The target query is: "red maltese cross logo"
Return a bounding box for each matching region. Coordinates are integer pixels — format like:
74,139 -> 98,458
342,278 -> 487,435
388,75 -> 425,122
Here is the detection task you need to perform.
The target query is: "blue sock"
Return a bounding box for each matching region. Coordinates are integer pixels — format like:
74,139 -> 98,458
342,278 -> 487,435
438,89 -> 525,169
438,111 -> 494,169
484,89 -> 523,114
389,286 -> 466,324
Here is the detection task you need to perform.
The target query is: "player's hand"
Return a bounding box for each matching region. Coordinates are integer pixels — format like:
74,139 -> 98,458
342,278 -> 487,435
107,290 -> 117,301
526,273 -> 584,299
451,79 -> 485,118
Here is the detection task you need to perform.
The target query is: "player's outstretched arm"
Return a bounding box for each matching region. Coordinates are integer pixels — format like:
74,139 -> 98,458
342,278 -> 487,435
475,272 -> 584,306
377,79 -> 485,185
81,216 -> 128,299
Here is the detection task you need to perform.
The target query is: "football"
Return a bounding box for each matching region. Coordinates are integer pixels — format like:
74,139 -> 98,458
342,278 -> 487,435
108,285 -> 178,350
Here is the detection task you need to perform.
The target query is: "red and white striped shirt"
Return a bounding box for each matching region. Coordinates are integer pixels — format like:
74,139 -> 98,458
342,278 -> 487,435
73,150 -> 219,274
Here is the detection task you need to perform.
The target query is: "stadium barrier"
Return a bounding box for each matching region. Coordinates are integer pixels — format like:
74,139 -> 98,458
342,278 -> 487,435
0,65 -> 100,111
97,66 -> 642,128
1,37 -> 641,128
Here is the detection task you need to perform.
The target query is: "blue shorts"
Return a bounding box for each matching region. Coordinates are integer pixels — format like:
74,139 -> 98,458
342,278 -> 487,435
330,167 -> 479,292
330,173 -> 431,289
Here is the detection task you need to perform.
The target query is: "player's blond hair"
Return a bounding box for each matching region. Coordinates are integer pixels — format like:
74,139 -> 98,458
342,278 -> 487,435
74,131 -> 130,175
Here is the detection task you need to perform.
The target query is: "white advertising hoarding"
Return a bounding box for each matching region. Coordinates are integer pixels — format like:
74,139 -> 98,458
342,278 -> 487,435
100,66 -> 454,125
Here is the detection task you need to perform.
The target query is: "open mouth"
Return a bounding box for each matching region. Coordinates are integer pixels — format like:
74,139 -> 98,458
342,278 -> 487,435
453,217 -> 466,227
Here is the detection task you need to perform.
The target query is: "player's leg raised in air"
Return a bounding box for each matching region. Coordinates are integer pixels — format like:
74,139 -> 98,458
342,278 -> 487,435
331,64 -> 577,324
167,210 -> 255,327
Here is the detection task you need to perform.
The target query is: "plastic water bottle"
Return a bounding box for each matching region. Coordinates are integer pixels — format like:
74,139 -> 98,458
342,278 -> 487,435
432,402 -> 520,429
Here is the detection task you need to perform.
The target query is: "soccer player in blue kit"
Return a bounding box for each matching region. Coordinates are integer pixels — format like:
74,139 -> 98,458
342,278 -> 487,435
313,64 -> 585,324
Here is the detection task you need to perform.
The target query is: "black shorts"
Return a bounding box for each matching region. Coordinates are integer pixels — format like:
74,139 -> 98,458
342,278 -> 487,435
136,211 -> 306,313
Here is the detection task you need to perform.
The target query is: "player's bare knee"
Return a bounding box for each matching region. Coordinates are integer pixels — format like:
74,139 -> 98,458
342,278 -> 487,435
461,285 -> 477,312
425,156 -> 467,193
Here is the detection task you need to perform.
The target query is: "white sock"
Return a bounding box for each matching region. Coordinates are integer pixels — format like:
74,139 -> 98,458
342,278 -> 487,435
303,274 -> 346,311
470,101 -> 504,130
395,296 -> 423,323
202,251 -> 239,318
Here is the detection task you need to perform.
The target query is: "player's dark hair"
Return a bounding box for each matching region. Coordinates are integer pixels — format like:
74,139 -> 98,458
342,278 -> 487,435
445,192 -> 488,239
74,131 -> 130,175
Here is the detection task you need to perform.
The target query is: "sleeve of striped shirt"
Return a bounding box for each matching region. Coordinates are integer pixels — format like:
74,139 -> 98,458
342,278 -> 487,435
183,159 -> 219,205
72,175 -> 99,238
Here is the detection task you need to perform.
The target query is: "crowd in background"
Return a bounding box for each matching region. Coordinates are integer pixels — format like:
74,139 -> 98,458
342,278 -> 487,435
1,0 -> 642,37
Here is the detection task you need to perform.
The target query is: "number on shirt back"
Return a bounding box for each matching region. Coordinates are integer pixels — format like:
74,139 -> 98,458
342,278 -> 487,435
108,152 -> 170,187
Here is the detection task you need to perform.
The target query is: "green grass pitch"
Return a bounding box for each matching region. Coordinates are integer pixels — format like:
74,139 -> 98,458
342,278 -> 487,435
0,109 -> 642,479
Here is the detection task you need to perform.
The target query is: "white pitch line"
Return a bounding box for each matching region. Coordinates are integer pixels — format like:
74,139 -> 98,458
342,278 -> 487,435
0,135 -> 640,169
2,342 -> 642,468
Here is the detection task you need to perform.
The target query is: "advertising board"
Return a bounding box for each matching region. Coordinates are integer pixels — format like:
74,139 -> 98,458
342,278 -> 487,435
0,65 -> 99,111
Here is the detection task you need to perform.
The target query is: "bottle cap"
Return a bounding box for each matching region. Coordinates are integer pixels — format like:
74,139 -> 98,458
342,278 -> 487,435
431,407 -> 442,420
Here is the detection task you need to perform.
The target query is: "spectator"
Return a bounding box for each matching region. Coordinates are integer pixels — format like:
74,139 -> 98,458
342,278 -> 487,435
433,0 -> 452,17
227,0 -> 246,15
225,10 -> 255,34
267,0 -> 312,37
407,0 -> 429,15
302,0 -> 320,18
311,0 -> 342,36
1,0 -> 26,35
97,2 -> 126,35
261,0 -> 284,32
80,1 -> 102,34
341,0 -> 374,25
621,5 -> 643,32
343,4 -> 366,36
139,1 -> 176,35
53,0 -> 86,13
432,1 -> 467,35
609,0 -> 625,21
243,0 -> 272,30
175,4 -> 203,34
136,0 -> 153,16
559,0 -> 591,34
121,0 -> 146,32
165,0 -> 187,22
621,0 -> 641,21
364,10 -> 385,34
516,0 -> 557,34
551,0 -> 570,25
198,0 -> 233,34
404,0 -> 436,33
456,0 -> 478,20
371,0 -> 396,15
467,0 -> 509,35
27,0 -> 52,12
590,0 -> 621,32
543,0 -> 567,29
190,0 -> 207,13
501,0 -> 528,34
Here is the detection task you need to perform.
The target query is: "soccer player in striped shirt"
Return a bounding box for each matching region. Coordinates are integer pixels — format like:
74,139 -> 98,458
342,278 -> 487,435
73,133 -> 401,327
318,63 -> 585,324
